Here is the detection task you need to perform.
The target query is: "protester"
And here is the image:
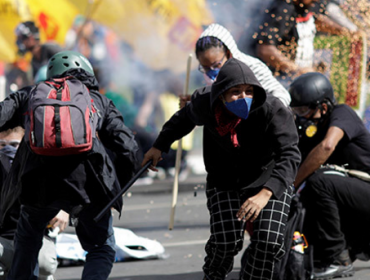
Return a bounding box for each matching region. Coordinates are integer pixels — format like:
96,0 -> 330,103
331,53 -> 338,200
253,0 -> 356,88
15,21 -> 62,78
290,72 -> 370,279
0,50 -> 140,279
0,128 -> 66,280
142,58 -> 301,279
190,23 -> 291,107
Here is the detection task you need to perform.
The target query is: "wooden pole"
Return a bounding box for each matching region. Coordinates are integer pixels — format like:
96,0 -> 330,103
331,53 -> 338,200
169,54 -> 192,230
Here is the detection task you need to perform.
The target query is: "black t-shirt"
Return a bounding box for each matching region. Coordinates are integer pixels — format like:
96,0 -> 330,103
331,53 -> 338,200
253,0 -> 320,71
299,104 -> 370,173
311,0 -> 328,15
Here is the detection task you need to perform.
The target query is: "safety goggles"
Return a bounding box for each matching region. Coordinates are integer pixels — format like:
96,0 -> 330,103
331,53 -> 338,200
198,54 -> 226,73
291,106 -> 313,117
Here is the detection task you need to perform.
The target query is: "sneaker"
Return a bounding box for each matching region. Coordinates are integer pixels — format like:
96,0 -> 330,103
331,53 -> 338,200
313,249 -> 354,279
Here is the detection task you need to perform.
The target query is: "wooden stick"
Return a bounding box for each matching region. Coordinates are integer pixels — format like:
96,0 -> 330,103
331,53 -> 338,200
169,54 -> 192,230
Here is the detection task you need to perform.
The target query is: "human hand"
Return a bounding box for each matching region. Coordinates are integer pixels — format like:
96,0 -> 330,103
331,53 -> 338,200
179,95 -> 191,109
48,210 -> 69,233
236,188 -> 273,223
142,147 -> 163,172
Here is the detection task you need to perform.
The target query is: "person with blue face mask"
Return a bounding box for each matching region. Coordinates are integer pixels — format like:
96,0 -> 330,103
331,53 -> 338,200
0,127 -> 69,280
220,84 -> 254,120
142,58 -> 301,280
180,24 -> 291,109
0,140 -> 19,164
193,23 -> 291,106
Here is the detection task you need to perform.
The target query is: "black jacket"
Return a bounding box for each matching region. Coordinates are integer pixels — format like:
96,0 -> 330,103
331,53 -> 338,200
153,58 -> 300,199
0,69 -> 140,223
0,152 -> 18,239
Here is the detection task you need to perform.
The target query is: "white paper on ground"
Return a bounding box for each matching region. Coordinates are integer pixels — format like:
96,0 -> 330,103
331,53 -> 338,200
56,227 -> 166,263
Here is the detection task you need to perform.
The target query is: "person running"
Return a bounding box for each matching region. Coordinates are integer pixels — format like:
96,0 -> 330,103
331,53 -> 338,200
142,58 -> 301,279
0,51 -> 140,280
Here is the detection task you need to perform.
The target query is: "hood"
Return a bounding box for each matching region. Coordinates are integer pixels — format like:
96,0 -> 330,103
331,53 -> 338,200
198,23 -> 242,60
52,68 -> 100,91
211,58 -> 266,110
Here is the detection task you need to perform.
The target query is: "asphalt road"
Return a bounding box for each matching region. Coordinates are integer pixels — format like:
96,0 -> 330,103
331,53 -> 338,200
55,172 -> 370,280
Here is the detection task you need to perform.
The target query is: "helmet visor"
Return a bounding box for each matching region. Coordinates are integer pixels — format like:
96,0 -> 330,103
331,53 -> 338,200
291,106 -> 312,117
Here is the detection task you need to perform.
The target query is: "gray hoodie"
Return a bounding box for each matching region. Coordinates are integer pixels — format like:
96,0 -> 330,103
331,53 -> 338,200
199,23 -> 291,107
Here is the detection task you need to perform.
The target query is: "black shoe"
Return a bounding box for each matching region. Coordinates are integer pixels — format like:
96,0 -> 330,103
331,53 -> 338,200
313,250 -> 354,280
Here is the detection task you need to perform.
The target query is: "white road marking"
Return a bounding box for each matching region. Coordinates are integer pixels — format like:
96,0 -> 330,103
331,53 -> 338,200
122,199 -> 206,211
162,239 -> 207,247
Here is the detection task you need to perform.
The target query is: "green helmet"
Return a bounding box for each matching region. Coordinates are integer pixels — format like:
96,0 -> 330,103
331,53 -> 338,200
46,50 -> 94,79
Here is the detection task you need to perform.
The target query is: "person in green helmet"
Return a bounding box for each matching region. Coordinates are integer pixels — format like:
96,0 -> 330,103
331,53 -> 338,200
0,50 -> 140,279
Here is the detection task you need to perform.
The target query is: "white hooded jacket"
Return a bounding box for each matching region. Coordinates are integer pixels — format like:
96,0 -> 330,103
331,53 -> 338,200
199,23 -> 291,107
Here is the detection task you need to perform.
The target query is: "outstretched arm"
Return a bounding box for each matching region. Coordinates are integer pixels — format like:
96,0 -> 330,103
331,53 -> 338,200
0,87 -> 30,131
294,126 -> 344,188
256,44 -> 315,76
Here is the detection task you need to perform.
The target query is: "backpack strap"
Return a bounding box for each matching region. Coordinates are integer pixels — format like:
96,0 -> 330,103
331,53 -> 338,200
55,86 -> 64,147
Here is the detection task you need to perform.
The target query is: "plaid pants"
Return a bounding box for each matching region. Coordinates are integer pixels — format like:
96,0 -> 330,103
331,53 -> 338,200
203,186 -> 293,280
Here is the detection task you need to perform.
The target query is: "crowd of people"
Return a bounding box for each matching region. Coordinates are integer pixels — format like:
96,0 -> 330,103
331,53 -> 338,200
0,0 -> 369,279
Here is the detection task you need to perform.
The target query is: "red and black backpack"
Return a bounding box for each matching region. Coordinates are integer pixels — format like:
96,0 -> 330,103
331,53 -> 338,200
25,76 -> 99,156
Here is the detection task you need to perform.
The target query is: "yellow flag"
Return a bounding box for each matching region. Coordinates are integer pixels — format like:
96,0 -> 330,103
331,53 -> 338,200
0,0 -> 32,62
25,0 -> 79,44
0,0 -> 79,62
71,0 -> 214,73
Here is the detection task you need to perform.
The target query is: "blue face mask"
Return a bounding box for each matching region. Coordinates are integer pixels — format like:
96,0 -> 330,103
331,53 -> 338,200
225,97 -> 253,119
206,68 -> 220,81
1,145 -> 17,163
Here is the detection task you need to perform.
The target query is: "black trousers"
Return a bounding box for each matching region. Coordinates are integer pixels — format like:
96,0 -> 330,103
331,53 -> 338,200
300,168 -> 370,264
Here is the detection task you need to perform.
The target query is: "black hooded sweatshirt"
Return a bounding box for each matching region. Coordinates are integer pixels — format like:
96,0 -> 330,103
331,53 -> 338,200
0,69 -> 140,223
153,58 -> 300,199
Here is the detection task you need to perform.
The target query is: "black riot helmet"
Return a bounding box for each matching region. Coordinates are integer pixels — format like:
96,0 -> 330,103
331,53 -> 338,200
289,72 -> 336,115
289,72 -> 336,138
15,21 -> 40,54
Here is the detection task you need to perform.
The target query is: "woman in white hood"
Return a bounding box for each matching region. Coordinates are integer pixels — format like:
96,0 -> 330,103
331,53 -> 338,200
195,23 -> 291,107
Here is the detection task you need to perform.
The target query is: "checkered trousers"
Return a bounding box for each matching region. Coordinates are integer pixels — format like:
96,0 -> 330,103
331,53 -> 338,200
203,185 -> 293,280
